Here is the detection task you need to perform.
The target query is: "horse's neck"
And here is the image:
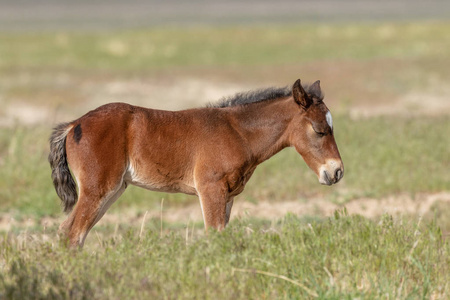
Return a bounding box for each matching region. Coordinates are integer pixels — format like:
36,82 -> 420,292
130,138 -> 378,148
230,98 -> 294,164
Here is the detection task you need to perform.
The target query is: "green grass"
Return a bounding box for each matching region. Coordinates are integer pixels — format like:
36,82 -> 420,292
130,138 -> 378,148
0,115 -> 448,217
1,21 -> 449,299
1,213 -> 448,299
0,22 -> 449,72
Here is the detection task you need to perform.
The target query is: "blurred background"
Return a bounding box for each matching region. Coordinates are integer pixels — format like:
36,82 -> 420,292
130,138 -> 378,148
0,0 -> 449,236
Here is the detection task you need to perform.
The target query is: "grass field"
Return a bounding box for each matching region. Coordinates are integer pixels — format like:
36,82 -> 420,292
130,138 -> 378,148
1,213 -> 449,299
0,20 -> 449,299
1,23 -> 449,71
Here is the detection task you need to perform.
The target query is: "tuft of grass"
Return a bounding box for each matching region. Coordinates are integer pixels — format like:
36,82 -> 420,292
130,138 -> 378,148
0,213 -> 448,299
425,200 -> 450,237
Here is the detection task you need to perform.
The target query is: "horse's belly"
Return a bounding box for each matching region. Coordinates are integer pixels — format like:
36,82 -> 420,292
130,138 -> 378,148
125,164 -> 196,195
130,180 -> 197,195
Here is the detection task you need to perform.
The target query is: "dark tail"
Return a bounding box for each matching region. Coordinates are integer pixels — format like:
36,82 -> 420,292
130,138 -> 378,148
48,123 -> 77,213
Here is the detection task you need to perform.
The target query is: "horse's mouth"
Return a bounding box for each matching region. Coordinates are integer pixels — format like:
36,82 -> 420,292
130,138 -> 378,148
319,169 -> 343,186
319,170 -> 333,186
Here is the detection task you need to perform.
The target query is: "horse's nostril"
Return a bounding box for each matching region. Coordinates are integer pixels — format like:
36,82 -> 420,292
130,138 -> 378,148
335,169 -> 342,181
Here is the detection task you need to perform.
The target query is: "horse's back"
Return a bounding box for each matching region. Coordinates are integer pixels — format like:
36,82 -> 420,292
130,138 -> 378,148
122,104 -> 250,194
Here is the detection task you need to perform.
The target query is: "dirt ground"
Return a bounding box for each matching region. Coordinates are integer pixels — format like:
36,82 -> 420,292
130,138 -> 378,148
1,192 -> 449,233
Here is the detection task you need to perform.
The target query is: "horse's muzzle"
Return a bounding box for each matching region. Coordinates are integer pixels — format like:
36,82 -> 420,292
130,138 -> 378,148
318,160 -> 344,186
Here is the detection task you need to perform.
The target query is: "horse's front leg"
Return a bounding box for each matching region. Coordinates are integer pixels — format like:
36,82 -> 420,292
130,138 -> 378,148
196,182 -> 229,231
225,197 -> 234,226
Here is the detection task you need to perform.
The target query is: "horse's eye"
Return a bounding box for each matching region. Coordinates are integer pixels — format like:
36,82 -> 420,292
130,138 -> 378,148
313,128 -> 325,137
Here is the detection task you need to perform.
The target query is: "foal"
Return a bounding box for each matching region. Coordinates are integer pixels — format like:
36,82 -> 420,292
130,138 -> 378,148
49,79 -> 343,247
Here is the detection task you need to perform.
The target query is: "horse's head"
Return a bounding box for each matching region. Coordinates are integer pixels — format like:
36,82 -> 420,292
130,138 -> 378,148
288,79 -> 344,185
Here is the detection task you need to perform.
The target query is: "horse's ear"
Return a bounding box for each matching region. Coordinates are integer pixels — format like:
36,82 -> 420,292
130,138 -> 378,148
293,79 -> 311,109
310,80 -> 321,98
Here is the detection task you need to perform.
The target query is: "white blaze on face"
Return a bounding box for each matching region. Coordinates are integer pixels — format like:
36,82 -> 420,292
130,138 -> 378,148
326,111 -> 333,129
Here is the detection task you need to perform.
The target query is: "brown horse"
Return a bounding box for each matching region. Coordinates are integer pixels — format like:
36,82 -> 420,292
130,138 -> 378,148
49,79 -> 343,247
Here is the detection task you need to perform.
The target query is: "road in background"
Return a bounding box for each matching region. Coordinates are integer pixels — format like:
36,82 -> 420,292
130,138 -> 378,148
1,0 -> 449,31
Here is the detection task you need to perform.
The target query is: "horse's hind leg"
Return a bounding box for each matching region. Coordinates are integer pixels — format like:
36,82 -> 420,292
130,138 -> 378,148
60,181 -> 126,248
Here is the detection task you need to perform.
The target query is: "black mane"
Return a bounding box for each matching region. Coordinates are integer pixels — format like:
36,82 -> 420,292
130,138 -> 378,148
209,84 -> 323,108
